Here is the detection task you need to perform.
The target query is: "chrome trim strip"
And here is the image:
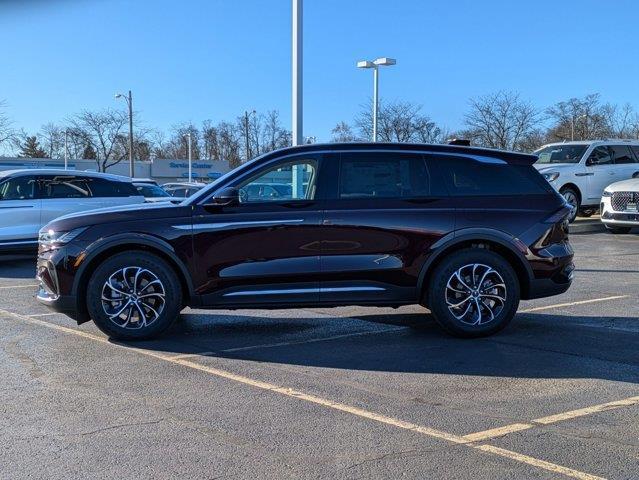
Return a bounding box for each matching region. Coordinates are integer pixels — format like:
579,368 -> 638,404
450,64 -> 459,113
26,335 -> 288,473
173,219 -> 304,231
0,239 -> 38,246
223,286 -> 386,297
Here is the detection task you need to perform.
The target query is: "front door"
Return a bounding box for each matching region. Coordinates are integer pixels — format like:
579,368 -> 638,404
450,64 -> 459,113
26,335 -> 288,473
192,154 -> 325,306
584,146 -> 617,202
319,151 -> 454,304
0,174 -> 40,247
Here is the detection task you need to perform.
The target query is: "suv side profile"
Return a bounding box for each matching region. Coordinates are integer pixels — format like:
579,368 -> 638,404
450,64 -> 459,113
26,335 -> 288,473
534,140 -> 639,221
0,169 -> 145,252
36,143 -> 574,340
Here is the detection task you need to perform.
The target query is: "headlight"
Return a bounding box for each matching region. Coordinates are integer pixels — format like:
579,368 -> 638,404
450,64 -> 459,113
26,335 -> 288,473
38,227 -> 88,246
602,189 -> 613,197
542,172 -> 560,182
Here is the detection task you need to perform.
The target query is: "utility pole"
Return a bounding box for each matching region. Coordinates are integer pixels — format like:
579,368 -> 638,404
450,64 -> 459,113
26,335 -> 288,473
115,90 -> 134,177
292,0 -> 303,146
244,110 -> 251,161
64,129 -> 69,170
185,132 -> 193,183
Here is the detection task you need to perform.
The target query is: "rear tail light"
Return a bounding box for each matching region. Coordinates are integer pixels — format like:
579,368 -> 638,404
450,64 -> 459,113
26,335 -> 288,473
538,207 -> 570,247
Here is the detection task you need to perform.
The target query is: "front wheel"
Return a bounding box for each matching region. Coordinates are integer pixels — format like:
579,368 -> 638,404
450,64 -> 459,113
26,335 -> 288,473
86,252 -> 183,340
427,249 -> 520,338
560,187 -> 580,222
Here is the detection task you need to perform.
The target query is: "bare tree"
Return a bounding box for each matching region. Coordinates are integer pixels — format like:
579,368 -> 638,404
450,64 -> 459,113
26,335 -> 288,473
69,109 -> 128,171
356,100 -> 446,144
40,123 -> 66,159
463,91 -> 540,151
0,100 -> 15,155
331,121 -> 358,142
260,110 -> 290,154
545,93 -> 613,142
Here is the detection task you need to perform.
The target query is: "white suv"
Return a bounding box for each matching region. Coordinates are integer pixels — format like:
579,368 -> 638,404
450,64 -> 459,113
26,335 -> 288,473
600,178 -> 639,234
534,140 -> 639,221
0,169 -> 145,252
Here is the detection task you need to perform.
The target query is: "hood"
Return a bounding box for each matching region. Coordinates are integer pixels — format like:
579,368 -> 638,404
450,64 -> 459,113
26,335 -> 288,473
534,163 -> 575,172
605,177 -> 639,192
44,201 -> 191,232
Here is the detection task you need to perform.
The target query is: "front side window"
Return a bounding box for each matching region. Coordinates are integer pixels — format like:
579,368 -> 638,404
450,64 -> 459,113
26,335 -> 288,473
238,159 -> 317,203
437,156 -> 551,196
40,176 -> 90,199
609,145 -> 637,164
338,153 -> 431,199
586,146 -> 613,166
0,176 -> 37,200
135,184 -> 171,197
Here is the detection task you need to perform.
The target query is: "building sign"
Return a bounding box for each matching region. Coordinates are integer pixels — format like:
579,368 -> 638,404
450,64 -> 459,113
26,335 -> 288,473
151,158 -> 230,180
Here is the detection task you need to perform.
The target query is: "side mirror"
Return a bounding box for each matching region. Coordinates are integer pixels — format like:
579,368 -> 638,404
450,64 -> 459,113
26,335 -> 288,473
204,187 -> 239,208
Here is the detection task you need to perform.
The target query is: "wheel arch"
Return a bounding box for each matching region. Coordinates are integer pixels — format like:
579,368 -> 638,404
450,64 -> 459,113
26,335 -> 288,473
73,235 -> 196,320
559,183 -> 582,204
417,230 -> 534,304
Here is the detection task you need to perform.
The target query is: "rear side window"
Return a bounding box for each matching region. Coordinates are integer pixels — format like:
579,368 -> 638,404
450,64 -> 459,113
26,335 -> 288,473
338,152 -> 431,199
40,176 -> 91,199
609,145 -> 637,164
89,178 -> 138,197
435,156 -> 552,196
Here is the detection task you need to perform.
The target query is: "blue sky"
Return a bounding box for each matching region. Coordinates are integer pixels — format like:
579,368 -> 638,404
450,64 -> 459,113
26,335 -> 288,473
2,0 -> 639,141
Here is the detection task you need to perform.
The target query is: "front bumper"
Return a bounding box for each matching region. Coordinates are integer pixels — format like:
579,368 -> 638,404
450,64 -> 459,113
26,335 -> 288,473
600,196 -> 639,227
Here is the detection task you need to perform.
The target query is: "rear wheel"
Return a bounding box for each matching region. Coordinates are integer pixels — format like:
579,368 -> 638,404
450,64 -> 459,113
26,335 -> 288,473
427,249 -> 520,338
86,252 -> 183,340
560,187 -> 580,222
605,226 -> 632,234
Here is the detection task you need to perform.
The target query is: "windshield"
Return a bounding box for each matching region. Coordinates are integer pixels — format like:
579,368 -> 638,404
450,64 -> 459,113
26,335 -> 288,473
135,184 -> 171,197
535,144 -> 587,164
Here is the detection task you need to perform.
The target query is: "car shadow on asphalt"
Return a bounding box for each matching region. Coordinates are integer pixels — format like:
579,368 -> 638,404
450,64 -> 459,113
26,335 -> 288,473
120,311 -> 639,383
0,257 -> 36,279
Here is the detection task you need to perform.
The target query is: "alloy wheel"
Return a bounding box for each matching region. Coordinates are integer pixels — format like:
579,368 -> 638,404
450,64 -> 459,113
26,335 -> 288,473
445,263 -> 506,326
101,266 -> 166,329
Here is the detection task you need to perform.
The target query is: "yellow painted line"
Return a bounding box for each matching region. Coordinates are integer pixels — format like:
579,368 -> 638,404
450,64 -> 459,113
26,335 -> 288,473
0,308 -> 605,480
519,295 -> 628,313
0,284 -> 38,289
476,445 -> 605,480
463,423 -> 533,443
533,396 -> 639,425
463,395 -> 639,443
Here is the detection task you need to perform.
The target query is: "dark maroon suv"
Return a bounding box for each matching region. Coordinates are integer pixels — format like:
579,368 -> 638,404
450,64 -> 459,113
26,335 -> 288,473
36,143 -> 574,340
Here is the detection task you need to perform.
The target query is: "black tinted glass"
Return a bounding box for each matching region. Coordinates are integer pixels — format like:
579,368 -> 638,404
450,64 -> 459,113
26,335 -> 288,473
436,156 -> 551,196
89,178 -> 138,197
339,153 -> 431,199
587,146 -> 613,166
41,176 -> 91,198
610,145 -> 636,164
0,176 -> 37,200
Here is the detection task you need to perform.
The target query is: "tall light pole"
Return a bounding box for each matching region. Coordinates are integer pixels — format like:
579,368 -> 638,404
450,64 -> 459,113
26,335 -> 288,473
115,90 -> 134,177
357,57 -> 396,142
292,0 -> 303,146
184,132 -> 192,183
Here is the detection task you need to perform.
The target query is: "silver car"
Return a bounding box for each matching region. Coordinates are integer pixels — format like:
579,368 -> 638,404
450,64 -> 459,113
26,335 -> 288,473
0,169 -> 145,252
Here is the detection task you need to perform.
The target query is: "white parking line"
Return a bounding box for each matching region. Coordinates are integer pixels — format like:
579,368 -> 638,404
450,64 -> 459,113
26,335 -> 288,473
519,295 -> 629,313
27,313 -> 61,317
0,308 -> 605,480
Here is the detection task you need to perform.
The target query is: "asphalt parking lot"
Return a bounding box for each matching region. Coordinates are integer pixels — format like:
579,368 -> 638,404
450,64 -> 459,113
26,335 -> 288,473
1,230 -> 638,480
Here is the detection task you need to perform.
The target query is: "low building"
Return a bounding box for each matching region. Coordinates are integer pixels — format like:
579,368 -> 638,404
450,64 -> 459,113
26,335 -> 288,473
0,157 -> 231,183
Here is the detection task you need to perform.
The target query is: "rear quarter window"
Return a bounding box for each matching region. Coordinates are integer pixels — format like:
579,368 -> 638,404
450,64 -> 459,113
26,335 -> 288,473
434,155 -> 553,196
88,178 -> 139,197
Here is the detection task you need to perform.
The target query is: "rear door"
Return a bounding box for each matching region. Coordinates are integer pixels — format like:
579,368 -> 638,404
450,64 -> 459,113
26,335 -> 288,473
610,145 -> 639,182
0,174 -> 41,246
38,174 -> 103,226
319,151 -> 454,304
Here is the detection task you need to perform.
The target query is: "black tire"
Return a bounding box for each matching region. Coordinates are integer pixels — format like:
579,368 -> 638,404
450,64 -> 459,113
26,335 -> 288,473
86,252 -> 183,340
578,208 -> 597,218
427,248 -> 520,338
605,226 -> 632,234
559,187 -> 580,223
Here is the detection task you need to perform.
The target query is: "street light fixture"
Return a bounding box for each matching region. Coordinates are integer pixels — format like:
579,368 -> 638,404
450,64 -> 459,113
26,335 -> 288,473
183,132 -> 193,183
115,90 -> 134,178
357,57 -> 396,142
